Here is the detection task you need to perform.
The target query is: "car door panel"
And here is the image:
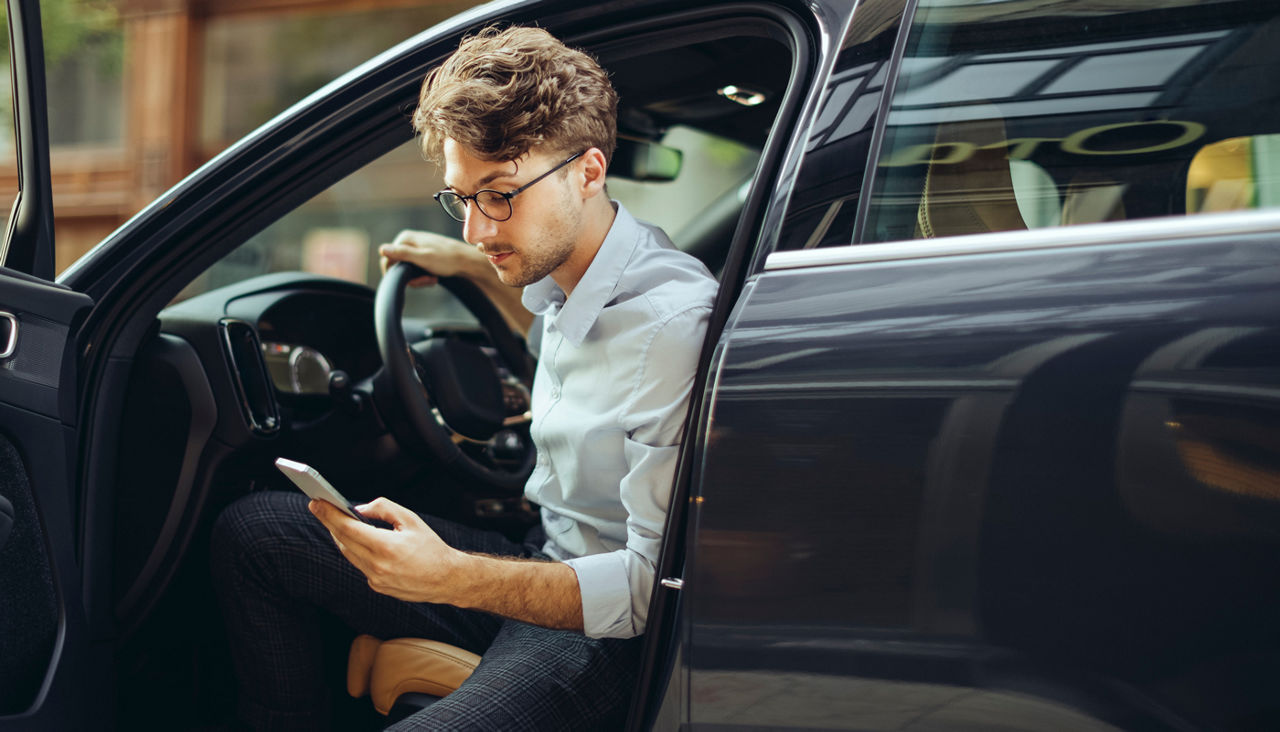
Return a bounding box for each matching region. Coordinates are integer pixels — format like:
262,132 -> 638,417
689,218 -> 1280,729
0,430 -> 56,716
0,271 -> 101,727
0,0 -> 108,726
0,272 -> 89,417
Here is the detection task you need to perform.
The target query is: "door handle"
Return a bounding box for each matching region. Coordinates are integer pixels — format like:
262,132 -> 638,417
0,312 -> 16,359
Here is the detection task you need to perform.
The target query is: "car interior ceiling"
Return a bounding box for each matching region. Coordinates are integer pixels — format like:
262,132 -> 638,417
606,34 -> 790,147
108,26 -> 794,727
610,33 -> 789,273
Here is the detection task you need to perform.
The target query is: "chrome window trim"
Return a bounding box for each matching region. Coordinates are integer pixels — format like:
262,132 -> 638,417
0,313 -> 16,359
765,209 -> 1280,272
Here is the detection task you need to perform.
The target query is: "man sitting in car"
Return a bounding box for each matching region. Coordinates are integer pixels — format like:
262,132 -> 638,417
211,24 -> 716,730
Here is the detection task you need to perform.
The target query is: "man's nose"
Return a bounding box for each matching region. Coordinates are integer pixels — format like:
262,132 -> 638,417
461,203 -> 497,244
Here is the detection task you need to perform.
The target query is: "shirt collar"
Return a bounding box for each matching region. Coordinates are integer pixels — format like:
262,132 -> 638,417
522,202 -> 640,347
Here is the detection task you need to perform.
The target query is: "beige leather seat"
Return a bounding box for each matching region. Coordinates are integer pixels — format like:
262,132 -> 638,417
1061,174 -> 1127,225
346,635 -> 481,715
912,112 -> 1132,237
915,115 -> 1028,239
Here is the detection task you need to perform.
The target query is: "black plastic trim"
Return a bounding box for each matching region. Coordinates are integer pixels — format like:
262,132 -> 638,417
218,319 -> 280,436
851,0 -> 919,245
1,0 -> 55,279
114,334 -> 220,636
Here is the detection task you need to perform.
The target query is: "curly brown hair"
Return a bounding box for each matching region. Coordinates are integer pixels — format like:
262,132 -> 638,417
413,26 -> 619,167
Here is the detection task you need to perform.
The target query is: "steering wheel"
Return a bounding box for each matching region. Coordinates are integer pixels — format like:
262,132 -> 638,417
374,261 -> 536,492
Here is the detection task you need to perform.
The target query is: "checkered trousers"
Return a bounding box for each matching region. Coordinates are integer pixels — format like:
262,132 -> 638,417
211,490 -> 642,731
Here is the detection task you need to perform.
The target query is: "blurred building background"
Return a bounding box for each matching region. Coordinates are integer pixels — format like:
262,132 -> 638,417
0,0 -> 483,274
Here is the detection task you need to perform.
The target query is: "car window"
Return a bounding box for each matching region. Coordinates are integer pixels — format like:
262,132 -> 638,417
770,0 -> 908,253
199,4 -> 475,156
609,125 -> 758,242
860,0 -> 1280,243
0,6 -> 17,234
174,125 -> 758,321
1187,134 -> 1280,214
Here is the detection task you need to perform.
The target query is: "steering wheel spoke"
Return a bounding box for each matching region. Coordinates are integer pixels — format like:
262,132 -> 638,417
375,262 -> 536,491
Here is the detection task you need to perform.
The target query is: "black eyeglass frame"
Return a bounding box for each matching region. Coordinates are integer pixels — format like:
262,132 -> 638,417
433,151 -> 586,223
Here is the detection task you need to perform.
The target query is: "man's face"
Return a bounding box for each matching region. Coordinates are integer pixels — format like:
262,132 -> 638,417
441,139 -> 583,288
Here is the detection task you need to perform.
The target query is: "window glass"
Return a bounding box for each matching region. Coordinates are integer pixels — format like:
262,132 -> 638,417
200,4 -> 474,154
772,0 -> 906,253
1187,135 -> 1280,214
176,125 -> 756,320
42,0 -> 123,147
174,139 -> 455,315
0,1 -> 125,150
863,0 -> 1280,243
0,0 -> 121,272
0,4 -> 16,219
608,125 -> 758,240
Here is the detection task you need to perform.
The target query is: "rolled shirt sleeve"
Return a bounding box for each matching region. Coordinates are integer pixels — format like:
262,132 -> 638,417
565,441 -> 680,637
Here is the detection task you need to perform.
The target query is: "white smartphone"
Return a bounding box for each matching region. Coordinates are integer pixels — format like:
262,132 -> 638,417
275,457 -> 373,524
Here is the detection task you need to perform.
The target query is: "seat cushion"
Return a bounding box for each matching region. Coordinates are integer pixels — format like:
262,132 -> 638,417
347,635 -> 482,715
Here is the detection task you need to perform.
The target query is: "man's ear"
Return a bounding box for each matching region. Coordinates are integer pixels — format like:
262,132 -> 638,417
577,147 -> 609,200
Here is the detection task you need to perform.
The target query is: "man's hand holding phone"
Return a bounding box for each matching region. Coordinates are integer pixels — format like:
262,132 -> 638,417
308,496 -> 470,605
276,457 -> 468,604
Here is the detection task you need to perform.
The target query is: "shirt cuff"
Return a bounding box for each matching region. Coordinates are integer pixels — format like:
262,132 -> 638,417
565,551 -> 634,639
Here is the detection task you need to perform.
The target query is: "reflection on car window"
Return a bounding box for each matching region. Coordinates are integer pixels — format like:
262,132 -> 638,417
772,0 -> 907,253
1187,135 -> 1280,214
863,0 -> 1280,243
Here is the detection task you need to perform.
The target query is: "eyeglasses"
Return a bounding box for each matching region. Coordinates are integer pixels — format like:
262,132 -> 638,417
434,151 -> 585,223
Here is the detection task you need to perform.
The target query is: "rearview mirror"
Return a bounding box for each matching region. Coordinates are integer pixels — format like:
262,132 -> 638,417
612,138 -> 682,182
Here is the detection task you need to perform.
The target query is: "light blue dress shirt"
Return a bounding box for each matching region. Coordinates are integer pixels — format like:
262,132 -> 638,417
521,202 -> 717,639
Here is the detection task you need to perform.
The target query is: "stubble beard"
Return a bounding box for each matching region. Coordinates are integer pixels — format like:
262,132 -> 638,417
492,193 -> 581,288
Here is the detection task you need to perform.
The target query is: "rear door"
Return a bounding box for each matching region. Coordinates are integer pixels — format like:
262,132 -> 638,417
0,0 -> 104,728
689,0 -> 1280,729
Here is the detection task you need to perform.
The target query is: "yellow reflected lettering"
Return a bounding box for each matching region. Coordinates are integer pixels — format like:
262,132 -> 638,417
1061,120 -> 1206,156
880,141 -> 976,167
982,137 -> 1057,160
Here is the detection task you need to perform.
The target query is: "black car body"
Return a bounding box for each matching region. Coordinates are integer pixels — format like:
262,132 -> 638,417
1,0 -> 1277,729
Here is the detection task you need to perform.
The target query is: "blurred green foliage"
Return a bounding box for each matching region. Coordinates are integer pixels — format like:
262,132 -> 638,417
0,0 -> 122,71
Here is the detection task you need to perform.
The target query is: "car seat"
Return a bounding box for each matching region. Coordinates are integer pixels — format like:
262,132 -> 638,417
346,634 -> 480,716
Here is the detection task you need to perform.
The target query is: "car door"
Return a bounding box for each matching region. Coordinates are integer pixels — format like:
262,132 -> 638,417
0,1 -> 105,728
687,0 -> 1280,729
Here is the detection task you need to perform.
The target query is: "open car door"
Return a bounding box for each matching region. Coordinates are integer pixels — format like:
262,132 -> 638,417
0,0 -> 104,728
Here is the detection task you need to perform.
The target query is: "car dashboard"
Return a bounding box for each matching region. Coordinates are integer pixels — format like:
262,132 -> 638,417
112,271 -> 513,649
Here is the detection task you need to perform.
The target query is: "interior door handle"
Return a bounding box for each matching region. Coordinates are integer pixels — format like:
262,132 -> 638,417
0,312 -> 16,359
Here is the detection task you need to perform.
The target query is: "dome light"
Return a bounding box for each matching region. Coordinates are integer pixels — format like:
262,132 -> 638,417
717,85 -> 766,107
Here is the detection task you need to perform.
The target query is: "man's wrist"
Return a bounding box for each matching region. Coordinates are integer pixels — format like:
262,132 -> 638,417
442,549 -> 486,606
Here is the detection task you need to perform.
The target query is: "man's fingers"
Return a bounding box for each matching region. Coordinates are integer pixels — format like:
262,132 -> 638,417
380,242 -> 408,258
311,500 -> 375,544
379,243 -> 441,284
379,244 -> 409,274
354,497 -> 421,529
309,498 -> 339,526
